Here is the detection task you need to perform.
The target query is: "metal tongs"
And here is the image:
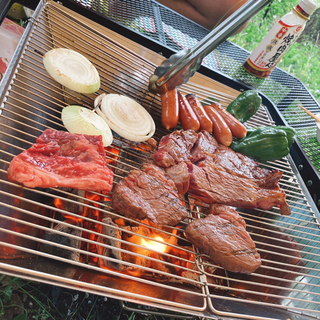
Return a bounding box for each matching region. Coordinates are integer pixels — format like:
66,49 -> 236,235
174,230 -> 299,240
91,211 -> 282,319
149,0 -> 273,94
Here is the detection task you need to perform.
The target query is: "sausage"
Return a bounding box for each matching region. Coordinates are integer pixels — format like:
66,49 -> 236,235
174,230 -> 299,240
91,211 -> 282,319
160,88 -> 179,130
177,91 -> 200,131
211,102 -> 247,139
203,105 -> 233,147
186,94 -> 213,133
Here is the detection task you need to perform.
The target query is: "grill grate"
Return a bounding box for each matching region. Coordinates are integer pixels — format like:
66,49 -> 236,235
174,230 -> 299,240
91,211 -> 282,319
69,0 -> 320,210
0,2 -> 320,319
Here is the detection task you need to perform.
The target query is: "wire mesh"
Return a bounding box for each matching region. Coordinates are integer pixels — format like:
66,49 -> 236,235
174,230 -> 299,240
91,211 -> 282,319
0,1 -> 320,319
69,0 -> 320,211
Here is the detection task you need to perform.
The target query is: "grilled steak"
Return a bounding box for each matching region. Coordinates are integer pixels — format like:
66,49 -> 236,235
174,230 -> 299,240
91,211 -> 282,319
187,157 -> 291,215
112,163 -> 188,226
165,162 -> 190,195
184,204 -> 261,274
152,129 -> 290,215
214,144 -> 283,188
153,130 -> 217,167
7,129 -> 113,192
190,130 -> 218,163
152,129 -> 198,168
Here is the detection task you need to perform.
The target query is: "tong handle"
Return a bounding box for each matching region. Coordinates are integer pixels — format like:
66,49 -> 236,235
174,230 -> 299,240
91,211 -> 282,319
153,0 -> 273,93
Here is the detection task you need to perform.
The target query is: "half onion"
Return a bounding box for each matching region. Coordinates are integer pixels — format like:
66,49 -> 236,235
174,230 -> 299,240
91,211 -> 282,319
43,48 -> 100,94
61,105 -> 113,146
94,93 -> 155,142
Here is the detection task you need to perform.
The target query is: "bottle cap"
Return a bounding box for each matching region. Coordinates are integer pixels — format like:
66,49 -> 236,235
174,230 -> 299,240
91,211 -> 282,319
298,0 -> 317,15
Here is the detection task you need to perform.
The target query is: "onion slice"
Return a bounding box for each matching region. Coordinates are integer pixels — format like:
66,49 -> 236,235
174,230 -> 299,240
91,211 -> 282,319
61,105 -> 113,146
95,93 -> 155,142
43,48 -> 100,94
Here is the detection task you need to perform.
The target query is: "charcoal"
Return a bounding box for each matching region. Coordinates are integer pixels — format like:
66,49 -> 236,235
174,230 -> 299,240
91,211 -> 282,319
40,220 -> 82,261
98,218 -> 124,270
58,189 -> 87,214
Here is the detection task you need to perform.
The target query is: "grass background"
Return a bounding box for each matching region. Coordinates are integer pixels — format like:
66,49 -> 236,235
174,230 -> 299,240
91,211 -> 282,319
230,0 -> 320,103
1,1 -> 320,319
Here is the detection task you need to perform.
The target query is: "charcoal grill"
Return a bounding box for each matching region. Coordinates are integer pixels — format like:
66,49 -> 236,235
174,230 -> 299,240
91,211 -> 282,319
1,1 -> 320,319
55,0 -> 320,211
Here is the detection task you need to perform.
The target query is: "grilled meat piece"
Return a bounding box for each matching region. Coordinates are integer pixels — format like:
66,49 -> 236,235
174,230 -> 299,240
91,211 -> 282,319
165,162 -> 190,195
190,130 -> 218,163
214,144 -> 283,188
112,163 -> 188,226
152,129 -> 198,168
153,130 -> 217,167
7,129 -> 113,192
185,204 -> 261,274
187,157 -> 291,215
152,129 -> 290,215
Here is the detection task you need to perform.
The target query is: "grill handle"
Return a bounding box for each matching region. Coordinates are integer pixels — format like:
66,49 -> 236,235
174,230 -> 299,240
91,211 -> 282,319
0,0 -> 38,25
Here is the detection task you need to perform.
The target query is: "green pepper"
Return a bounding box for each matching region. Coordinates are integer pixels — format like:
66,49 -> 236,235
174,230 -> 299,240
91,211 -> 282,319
271,125 -> 295,148
226,90 -> 262,123
230,126 -> 295,163
246,125 -> 296,147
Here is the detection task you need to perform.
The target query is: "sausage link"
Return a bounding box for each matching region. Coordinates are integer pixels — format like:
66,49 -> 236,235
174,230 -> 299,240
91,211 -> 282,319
186,94 -> 213,133
160,88 -> 179,130
177,91 -> 200,131
203,105 -> 233,147
211,102 -> 247,139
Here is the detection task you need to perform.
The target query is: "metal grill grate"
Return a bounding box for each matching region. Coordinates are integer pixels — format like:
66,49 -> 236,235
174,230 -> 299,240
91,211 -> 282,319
0,2 -> 320,319
67,0 -> 320,210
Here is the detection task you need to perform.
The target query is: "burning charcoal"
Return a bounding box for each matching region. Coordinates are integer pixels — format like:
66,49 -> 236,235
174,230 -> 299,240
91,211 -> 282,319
122,226 -> 177,274
97,218 -> 124,270
98,219 -> 201,278
55,189 -> 87,215
40,220 -> 82,261
121,226 -> 153,269
98,223 -> 152,272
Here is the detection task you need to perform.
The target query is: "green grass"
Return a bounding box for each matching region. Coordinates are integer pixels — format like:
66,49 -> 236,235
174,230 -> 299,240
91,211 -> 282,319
229,0 -> 320,103
0,275 -> 195,319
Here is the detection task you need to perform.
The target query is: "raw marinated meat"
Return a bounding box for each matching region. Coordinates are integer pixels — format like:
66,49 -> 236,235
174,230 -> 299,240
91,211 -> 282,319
184,204 -> 261,274
7,129 -> 113,192
112,163 -> 188,226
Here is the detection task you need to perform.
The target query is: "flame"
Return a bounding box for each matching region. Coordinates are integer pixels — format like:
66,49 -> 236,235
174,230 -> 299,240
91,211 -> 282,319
53,198 -> 85,222
52,188 -> 198,276
141,236 -> 167,253
105,146 -> 120,166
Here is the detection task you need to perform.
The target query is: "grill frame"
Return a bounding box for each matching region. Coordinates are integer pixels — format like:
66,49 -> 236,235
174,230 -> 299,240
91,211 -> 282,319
56,0 -> 320,211
0,1 -> 320,320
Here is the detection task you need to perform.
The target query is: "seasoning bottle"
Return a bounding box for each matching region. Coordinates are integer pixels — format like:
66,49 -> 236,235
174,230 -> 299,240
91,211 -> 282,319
243,0 -> 317,78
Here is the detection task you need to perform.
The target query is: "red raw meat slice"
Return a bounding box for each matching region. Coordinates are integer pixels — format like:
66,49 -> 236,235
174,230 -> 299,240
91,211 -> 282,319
7,129 -> 113,192
184,204 -> 261,274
